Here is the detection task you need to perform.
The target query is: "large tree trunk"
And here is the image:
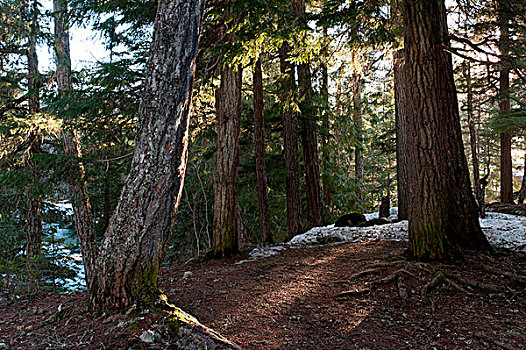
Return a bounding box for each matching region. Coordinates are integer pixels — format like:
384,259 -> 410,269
54,0 -> 99,290
499,14 -> 513,204
321,27 -> 332,218
393,50 -> 409,221
90,0 -> 206,310
253,58 -> 272,244
212,64 -> 242,257
280,42 -> 301,240
25,0 -> 42,261
294,0 -> 324,228
401,0 -> 491,260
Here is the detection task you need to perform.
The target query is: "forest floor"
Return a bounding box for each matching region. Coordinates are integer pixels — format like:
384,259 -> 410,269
1,240 -> 525,349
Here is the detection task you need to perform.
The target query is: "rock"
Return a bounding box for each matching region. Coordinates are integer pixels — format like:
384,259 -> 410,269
139,329 -> 161,343
334,213 -> 366,227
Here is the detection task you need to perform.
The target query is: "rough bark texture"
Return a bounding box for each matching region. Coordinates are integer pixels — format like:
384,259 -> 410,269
253,58 -> 272,244
90,0 -> 205,310
212,64 -> 242,257
279,42 -> 301,240
393,50 -> 409,221
401,0 -> 491,260
294,0 -> 324,229
498,7 -> 513,204
25,0 -> 42,261
54,0 -> 98,290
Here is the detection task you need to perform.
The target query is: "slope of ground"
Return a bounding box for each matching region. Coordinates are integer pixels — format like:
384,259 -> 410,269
1,240 -> 525,349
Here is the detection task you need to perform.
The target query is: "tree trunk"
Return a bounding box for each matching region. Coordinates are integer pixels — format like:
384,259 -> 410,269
393,50 -> 409,221
321,34 -> 332,218
499,7 -> 513,204
294,0 -> 324,229
25,0 -> 42,261
212,64 -> 242,257
253,58 -> 272,244
352,72 -> 364,200
54,0 -> 99,290
90,0 -> 206,310
464,62 -> 484,217
401,0 -> 491,260
518,151 -> 526,204
280,42 -> 301,240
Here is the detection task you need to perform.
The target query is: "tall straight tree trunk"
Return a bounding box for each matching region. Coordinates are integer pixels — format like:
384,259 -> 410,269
212,64 -> 242,257
393,50 -> 409,220
280,42 -> 301,240
54,0 -> 98,289
518,151 -> 526,204
25,0 -> 42,261
90,0 -> 206,310
401,0 -> 490,260
499,14 -> 513,204
294,0 -> 324,228
321,30 -> 332,216
464,62 -> 484,216
253,58 -> 272,244
352,73 -> 364,198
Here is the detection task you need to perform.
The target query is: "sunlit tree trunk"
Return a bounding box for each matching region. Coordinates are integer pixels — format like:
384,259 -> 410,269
212,64 -> 242,257
253,58 -> 272,244
280,42 -> 301,240
90,0 -> 206,310
401,0 -> 491,260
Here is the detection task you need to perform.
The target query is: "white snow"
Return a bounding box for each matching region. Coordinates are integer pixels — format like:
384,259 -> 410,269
238,208 -> 526,264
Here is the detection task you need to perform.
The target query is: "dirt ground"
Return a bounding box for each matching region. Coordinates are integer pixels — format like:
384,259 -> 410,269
1,240 -> 525,349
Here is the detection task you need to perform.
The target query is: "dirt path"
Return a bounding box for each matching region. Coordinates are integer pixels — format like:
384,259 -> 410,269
1,241 -> 525,349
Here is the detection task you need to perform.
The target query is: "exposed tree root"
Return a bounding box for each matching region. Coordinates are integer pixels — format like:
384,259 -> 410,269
421,272 -> 471,297
478,263 -> 526,284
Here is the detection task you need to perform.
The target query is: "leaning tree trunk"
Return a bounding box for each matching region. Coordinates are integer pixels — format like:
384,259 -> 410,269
253,58 -> 272,244
90,0 -> 206,310
25,0 -> 42,261
499,17 -> 513,204
393,50 -> 409,221
280,42 -> 301,240
212,64 -> 242,257
54,0 -> 99,290
294,0 -> 324,229
401,0 -> 491,260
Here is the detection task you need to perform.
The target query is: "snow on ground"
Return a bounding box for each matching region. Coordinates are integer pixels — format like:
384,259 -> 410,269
238,208 -> 526,264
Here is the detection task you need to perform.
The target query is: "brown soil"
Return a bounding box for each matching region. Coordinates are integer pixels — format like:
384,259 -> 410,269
1,241 -> 525,349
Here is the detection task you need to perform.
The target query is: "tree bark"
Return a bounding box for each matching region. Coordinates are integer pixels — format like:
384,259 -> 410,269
393,50 -> 409,221
321,31 -> 332,217
54,0 -> 99,290
90,0 -> 205,310
518,151 -> 526,204
25,0 -> 42,261
253,58 -> 272,244
352,72 -> 364,200
401,0 -> 491,260
499,14 -> 513,204
212,64 -> 242,257
294,0 -> 324,228
280,42 -> 301,240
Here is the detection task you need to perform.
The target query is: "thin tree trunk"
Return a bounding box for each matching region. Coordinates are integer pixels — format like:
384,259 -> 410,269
280,42 -> 301,240
253,58 -> 272,244
401,0 -> 491,260
464,62 -> 484,216
54,0 -> 99,289
352,72 -> 364,199
294,0 -> 324,228
25,0 -> 42,261
321,30 -> 332,216
499,9 -> 513,204
90,0 -> 206,310
393,49 -> 409,220
518,151 -> 526,204
212,64 -> 242,257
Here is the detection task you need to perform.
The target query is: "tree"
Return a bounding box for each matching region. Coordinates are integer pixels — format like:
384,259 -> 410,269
253,57 -> 272,244
400,0 -> 491,260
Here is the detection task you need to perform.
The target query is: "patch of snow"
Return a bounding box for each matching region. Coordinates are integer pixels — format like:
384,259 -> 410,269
237,208 -> 526,264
